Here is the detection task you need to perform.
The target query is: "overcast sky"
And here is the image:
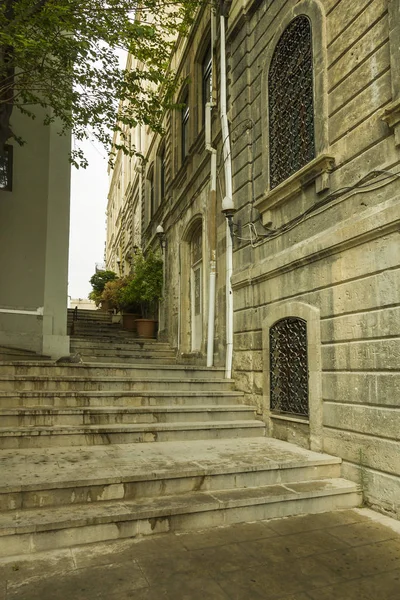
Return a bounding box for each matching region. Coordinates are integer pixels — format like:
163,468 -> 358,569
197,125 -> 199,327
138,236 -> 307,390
68,50 -> 127,300
68,139 -> 109,300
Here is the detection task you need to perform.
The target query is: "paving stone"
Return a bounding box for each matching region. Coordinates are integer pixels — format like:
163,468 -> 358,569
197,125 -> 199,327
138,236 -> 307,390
205,566 -> 269,600
177,520 -> 278,550
189,541 -> 262,573
6,562 -> 148,600
135,550 -> 202,585
244,529 -> 350,564
266,508 -> 369,535
327,520 -> 397,547
2,510 -> 400,600
315,538 -> 400,579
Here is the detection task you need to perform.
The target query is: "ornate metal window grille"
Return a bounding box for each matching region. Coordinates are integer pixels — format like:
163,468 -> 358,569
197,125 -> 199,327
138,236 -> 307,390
270,317 -> 309,417
268,15 -> 315,189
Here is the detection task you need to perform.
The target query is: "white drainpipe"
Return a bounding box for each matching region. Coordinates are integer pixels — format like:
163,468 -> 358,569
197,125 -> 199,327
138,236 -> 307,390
205,9 -> 217,368
220,10 -> 234,378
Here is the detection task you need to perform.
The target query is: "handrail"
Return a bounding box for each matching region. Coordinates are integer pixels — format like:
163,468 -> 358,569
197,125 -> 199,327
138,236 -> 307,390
70,305 -> 78,336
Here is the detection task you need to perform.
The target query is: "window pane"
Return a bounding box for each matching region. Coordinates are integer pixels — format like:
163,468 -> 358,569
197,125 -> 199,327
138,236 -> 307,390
160,147 -> 166,199
269,16 -> 315,189
202,46 -> 212,126
181,93 -> 189,159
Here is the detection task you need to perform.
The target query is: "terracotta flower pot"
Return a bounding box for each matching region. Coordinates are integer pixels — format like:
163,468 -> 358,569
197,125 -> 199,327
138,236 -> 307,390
135,318 -> 158,339
122,313 -> 141,332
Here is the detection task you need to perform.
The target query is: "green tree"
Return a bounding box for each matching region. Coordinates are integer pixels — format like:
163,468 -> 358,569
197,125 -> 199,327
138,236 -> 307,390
89,269 -> 117,305
0,0 -> 199,166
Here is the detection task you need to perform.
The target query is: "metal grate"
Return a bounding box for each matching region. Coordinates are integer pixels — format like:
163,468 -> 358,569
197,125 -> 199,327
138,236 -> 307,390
270,317 -> 309,417
268,15 -> 315,189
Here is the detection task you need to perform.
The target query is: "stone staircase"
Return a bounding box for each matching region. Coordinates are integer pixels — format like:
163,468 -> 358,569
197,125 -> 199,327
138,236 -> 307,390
0,309 -> 362,557
68,308 -> 177,364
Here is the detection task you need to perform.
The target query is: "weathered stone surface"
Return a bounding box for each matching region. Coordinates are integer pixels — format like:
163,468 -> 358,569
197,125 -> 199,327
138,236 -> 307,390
323,403 -> 400,440
322,339 -> 400,371
323,372 -> 400,406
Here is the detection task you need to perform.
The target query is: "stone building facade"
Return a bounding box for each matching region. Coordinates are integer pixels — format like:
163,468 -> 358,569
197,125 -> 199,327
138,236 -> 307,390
107,0 -> 400,519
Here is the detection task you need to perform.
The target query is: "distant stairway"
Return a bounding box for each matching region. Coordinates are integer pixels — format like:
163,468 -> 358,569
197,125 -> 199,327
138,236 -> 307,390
68,308 -> 177,364
0,309 -> 361,557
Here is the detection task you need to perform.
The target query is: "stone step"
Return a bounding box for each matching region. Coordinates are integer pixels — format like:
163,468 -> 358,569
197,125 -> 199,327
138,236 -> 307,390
68,308 -> 110,316
0,438 -> 343,512
78,355 -> 178,365
0,390 -> 245,408
71,332 -> 173,352
0,420 -> 266,448
69,323 -> 126,332
0,347 -> 50,362
67,315 -> 111,321
0,362 -> 224,379
0,375 -> 234,392
0,478 -> 361,557
72,349 -> 177,360
0,405 -> 255,427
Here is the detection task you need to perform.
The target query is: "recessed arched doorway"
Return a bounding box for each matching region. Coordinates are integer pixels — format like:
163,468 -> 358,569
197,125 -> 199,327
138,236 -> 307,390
190,223 -> 203,352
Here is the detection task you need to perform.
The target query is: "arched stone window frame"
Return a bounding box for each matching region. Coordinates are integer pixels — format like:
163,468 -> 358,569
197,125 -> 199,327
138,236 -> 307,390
262,301 -> 323,451
145,162 -> 155,226
256,0 -> 334,224
179,215 -> 205,354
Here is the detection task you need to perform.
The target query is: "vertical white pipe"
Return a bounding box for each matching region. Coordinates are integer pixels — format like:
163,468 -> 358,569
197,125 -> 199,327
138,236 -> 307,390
206,149 -> 217,367
206,9 -> 217,368
220,13 -> 234,379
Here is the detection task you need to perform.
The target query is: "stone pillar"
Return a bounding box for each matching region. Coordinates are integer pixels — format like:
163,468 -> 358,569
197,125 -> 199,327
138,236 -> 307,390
0,107 -> 71,358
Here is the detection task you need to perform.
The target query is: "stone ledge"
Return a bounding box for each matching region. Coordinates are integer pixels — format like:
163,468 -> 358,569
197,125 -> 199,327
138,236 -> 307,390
255,154 -> 335,223
270,413 -> 310,426
382,99 -> 400,145
232,195 -> 400,290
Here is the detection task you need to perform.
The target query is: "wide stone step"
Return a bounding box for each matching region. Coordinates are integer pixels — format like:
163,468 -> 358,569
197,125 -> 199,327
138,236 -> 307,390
0,479 -> 361,557
0,390 -> 245,408
70,325 -> 129,334
67,309 -> 110,318
0,376 -> 234,392
0,362 -> 223,379
71,338 -> 174,349
0,405 -> 255,427
0,347 -> 50,362
0,420 -> 266,448
78,355 -> 178,365
0,438 -> 343,512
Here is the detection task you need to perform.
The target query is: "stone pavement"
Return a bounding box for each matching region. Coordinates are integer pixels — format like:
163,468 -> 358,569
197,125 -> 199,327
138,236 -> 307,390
1,508 -> 400,600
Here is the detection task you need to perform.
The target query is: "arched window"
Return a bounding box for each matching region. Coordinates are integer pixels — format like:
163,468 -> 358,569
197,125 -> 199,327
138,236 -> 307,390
160,145 -> 166,200
181,89 -> 190,161
269,317 -> 309,417
268,15 -> 315,189
147,163 -> 155,220
202,45 -> 212,127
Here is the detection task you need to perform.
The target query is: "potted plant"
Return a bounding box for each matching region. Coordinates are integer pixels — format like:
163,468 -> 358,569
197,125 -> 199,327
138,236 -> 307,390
89,270 -> 117,310
100,278 -> 128,324
117,275 -> 142,332
121,250 -> 163,338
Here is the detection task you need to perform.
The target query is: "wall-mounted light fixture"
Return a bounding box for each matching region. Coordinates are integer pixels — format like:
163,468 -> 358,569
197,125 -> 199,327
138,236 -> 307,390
156,225 -> 167,251
221,199 -> 240,241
